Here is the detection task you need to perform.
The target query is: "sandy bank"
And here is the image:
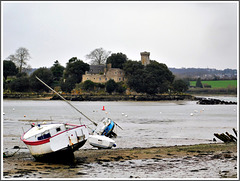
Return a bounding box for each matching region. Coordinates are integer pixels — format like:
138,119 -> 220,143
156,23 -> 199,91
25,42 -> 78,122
3,143 -> 237,178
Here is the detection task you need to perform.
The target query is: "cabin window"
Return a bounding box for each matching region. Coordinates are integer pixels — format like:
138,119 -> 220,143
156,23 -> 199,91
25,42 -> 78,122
37,133 -> 51,140
37,136 -> 43,140
56,127 -> 61,132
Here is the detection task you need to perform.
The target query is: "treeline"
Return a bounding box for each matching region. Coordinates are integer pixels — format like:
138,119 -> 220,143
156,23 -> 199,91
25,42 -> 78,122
4,49 -> 189,95
170,67 -> 237,80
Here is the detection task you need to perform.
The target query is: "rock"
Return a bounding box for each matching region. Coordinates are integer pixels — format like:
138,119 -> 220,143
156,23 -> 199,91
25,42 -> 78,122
76,172 -> 87,175
190,169 -> 199,172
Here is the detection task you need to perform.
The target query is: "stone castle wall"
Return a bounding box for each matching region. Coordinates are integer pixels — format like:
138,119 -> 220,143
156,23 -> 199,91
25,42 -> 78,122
82,65 -> 125,83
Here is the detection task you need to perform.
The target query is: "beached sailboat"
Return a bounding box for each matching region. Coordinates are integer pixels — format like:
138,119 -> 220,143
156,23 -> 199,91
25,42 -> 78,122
93,117 -> 117,137
21,123 -> 89,160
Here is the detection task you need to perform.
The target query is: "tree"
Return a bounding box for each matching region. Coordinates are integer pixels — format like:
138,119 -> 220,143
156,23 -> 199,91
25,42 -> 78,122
106,52 -> 127,69
50,60 -> 65,81
3,60 -> 18,80
61,57 -> 89,92
86,48 -> 111,65
9,77 -> 30,92
7,47 -> 31,73
106,79 -> 117,94
116,82 -> 127,94
29,67 -> 53,92
82,80 -> 95,91
123,60 -> 144,76
60,77 -> 76,93
172,79 -> 189,93
123,60 -> 175,94
145,61 -> 175,94
196,77 -> 203,88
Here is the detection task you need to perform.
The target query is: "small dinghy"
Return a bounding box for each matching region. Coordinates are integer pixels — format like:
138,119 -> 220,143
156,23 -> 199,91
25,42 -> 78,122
88,135 -> 116,149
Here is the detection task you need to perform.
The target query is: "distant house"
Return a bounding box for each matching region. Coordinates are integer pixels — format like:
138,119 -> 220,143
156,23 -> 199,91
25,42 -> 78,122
82,63 -> 125,83
82,51 -> 150,84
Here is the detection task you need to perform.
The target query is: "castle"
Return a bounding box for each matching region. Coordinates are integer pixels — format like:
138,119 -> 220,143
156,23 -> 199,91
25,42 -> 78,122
81,51 -> 150,83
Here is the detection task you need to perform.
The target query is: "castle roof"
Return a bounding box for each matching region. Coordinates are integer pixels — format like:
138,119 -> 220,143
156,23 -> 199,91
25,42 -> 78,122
86,65 -> 105,74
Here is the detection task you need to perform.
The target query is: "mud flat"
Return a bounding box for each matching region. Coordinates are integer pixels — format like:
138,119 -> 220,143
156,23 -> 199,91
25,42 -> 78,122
3,143 -> 237,179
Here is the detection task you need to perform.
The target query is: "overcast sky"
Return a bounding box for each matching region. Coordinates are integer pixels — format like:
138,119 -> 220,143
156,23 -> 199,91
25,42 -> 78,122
2,1 -> 238,70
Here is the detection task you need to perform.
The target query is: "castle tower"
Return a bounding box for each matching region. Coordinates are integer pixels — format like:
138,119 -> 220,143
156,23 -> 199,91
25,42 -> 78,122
140,51 -> 150,66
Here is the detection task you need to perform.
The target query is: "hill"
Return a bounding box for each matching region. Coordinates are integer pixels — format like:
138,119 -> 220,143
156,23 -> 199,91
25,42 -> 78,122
169,68 -> 237,80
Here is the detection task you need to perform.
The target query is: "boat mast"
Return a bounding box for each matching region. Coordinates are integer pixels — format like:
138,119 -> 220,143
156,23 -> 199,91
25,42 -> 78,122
35,76 -> 97,126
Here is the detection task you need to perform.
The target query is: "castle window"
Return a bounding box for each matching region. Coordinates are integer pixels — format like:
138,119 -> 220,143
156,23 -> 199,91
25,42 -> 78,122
105,78 -> 107,81
99,78 -> 101,80
119,78 -> 121,81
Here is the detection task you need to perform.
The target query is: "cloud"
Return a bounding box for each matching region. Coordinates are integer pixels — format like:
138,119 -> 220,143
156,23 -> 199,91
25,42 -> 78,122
2,2 -> 238,69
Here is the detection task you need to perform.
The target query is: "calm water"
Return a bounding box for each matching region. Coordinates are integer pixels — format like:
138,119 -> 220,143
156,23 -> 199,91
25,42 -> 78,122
2,96 -> 238,151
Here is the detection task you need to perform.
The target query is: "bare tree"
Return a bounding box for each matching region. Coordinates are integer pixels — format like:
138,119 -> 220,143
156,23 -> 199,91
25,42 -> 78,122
7,47 -> 31,73
85,48 -> 111,65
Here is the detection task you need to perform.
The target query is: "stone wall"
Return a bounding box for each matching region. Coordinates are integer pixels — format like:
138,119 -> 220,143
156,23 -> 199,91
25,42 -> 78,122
82,64 -> 125,83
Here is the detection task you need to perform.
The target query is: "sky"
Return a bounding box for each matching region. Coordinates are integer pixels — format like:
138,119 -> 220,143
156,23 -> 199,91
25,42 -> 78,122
1,1 -> 239,70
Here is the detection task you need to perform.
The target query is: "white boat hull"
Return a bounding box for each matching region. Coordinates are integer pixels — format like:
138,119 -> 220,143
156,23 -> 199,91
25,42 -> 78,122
88,135 -> 116,149
21,123 -> 89,159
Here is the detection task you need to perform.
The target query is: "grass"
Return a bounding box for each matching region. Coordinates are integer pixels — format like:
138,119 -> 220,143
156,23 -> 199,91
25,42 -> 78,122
190,80 -> 237,88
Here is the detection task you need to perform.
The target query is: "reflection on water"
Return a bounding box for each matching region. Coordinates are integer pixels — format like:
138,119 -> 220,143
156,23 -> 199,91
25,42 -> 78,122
3,98 -> 238,151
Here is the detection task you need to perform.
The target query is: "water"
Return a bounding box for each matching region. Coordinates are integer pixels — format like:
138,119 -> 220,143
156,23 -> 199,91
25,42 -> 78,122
2,97 -> 238,178
2,97 -> 238,151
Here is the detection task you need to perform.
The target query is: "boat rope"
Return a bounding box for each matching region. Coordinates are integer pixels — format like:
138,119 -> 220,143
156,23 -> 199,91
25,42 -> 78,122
3,148 -> 20,158
35,76 -> 98,126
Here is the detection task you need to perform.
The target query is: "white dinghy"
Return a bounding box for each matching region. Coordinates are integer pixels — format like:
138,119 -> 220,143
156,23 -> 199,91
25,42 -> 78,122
88,135 -> 116,149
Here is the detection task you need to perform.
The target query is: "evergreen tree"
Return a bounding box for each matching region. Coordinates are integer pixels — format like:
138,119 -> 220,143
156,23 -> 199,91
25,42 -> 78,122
106,79 -> 117,94
50,60 -> 65,81
106,52 -> 127,69
196,78 -> 203,88
3,60 -> 18,80
29,67 -> 53,92
61,57 -> 89,92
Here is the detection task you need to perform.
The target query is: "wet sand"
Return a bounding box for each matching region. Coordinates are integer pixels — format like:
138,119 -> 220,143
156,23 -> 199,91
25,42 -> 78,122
3,143 -> 237,179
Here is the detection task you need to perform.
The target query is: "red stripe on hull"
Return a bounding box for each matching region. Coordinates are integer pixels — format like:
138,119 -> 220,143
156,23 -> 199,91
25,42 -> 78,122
23,138 -> 50,146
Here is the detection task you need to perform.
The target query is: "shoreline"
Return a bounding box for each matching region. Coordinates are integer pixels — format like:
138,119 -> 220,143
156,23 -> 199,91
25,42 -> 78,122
3,143 -> 237,178
3,92 -> 237,102
3,93 -> 195,101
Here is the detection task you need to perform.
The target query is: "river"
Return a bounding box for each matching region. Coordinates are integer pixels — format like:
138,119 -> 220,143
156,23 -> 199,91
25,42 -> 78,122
2,96 -> 237,151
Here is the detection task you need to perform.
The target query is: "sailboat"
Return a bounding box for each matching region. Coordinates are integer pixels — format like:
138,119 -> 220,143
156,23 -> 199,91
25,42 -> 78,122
21,76 -> 122,159
21,123 -> 89,160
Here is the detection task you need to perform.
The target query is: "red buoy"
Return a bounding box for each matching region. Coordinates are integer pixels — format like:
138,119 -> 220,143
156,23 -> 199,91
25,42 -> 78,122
102,106 -> 105,111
